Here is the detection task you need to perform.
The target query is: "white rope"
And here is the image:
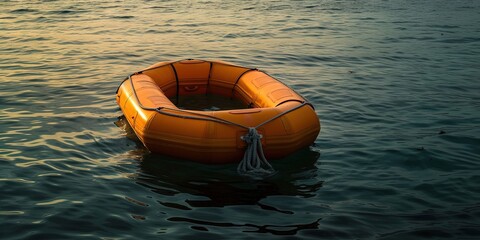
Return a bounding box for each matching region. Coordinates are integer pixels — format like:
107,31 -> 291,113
237,128 -> 275,178
236,102 -> 308,178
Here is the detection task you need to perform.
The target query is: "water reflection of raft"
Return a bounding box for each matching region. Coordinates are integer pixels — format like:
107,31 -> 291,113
116,59 -> 320,164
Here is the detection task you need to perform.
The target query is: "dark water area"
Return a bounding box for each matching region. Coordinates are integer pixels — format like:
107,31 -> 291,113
174,94 -> 248,111
1,0 -> 480,239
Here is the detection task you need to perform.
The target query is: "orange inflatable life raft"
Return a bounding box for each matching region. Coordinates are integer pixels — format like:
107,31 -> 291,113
116,59 -> 320,164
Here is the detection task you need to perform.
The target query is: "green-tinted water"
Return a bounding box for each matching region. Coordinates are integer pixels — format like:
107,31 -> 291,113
1,0 -> 480,239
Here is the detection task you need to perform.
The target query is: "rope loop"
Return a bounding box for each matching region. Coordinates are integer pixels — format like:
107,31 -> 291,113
237,127 -> 275,178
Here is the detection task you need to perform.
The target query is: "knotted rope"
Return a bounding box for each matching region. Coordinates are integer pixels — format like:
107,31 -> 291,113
237,127 -> 275,178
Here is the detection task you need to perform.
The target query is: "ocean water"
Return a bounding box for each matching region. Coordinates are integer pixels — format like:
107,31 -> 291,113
1,0 -> 480,239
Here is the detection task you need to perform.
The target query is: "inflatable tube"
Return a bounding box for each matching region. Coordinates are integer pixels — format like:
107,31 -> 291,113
116,59 -> 320,164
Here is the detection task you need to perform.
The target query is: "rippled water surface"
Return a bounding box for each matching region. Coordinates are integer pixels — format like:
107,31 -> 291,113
1,0 -> 480,239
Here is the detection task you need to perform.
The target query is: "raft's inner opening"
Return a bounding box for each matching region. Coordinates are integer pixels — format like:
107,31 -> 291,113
171,94 -> 248,111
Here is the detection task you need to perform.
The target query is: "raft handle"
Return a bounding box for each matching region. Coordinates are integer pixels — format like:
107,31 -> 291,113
184,85 -> 199,92
229,109 -> 262,114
